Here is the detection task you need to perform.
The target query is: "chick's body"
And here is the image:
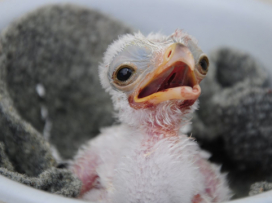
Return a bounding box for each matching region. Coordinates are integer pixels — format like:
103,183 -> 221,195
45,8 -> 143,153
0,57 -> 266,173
73,124 -> 229,203
71,30 -> 231,203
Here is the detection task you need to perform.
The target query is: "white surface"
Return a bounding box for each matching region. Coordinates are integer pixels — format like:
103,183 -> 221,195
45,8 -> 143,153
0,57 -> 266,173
0,174 -> 272,203
0,0 -> 271,73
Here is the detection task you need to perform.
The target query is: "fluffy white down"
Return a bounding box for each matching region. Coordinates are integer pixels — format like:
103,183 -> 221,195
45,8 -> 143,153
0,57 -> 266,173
110,89 -> 198,131
75,124 -> 231,203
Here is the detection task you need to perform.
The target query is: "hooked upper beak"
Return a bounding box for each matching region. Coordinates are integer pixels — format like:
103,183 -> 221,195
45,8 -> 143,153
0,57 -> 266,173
129,43 -> 201,109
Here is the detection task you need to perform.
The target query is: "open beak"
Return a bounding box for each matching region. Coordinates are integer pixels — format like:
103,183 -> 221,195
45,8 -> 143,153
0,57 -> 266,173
129,43 -> 201,109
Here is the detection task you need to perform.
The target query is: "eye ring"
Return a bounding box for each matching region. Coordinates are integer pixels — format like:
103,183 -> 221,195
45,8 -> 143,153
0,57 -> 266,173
112,64 -> 137,86
198,55 -> 209,75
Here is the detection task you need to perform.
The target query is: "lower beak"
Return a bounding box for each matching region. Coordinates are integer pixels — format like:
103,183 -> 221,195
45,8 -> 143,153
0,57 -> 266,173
129,43 -> 201,109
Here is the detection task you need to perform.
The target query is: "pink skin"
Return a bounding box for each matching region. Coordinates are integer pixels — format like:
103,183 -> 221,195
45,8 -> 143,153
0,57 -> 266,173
71,152 -> 99,195
192,157 -> 222,203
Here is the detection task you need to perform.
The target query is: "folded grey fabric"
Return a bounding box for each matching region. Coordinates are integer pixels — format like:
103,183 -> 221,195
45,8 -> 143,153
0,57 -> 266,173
1,4 -> 132,160
0,167 -> 81,197
0,4 -> 132,197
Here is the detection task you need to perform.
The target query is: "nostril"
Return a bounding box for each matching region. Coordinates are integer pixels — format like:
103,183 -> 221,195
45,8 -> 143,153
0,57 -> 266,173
167,50 -> 172,58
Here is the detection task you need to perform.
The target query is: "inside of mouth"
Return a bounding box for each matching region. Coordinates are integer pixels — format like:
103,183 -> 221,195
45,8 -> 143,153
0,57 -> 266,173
138,61 -> 195,99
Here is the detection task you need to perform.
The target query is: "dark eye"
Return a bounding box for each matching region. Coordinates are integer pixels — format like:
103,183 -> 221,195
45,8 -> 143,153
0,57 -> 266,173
113,65 -> 137,86
199,56 -> 209,74
116,67 -> 134,81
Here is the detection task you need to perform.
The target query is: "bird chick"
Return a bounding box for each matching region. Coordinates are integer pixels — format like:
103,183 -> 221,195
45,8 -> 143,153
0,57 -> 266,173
70,30 -> 231,203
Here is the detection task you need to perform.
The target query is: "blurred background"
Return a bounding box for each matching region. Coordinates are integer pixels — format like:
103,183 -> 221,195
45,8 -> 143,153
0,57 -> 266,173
0,0 -> 272,73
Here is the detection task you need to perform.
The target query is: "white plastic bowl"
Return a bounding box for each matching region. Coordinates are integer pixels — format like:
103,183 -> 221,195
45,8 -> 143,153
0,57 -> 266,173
0,0 -> 272,202
1,174 -> 272,203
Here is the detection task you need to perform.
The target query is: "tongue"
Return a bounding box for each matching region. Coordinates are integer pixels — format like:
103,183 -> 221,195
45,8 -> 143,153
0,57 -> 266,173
138,62 -> 192,99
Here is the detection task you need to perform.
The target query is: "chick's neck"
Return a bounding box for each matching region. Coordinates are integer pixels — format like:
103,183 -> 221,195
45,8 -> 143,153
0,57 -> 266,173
130,100 -> 195,139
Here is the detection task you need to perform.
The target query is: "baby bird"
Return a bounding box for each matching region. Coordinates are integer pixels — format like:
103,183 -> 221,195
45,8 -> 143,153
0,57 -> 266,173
70,30 -> 231,203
